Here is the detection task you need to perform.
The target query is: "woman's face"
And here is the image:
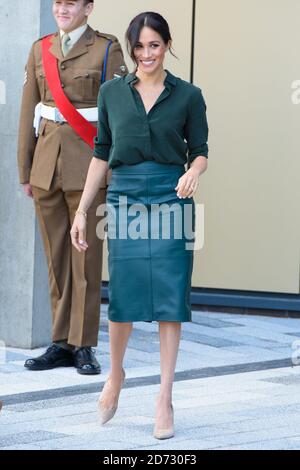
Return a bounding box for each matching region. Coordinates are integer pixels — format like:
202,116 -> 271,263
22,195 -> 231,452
134,26 -> 170,75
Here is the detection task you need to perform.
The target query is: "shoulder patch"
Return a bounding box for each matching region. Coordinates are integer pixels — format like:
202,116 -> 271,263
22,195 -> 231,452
23,70 -> 28,86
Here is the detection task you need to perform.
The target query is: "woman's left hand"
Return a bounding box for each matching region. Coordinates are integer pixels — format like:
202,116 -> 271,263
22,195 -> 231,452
175,168 -> 200,199
70,213 -> 88,253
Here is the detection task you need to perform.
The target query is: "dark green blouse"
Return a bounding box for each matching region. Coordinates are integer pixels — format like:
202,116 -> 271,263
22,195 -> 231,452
93,70 -> 208,168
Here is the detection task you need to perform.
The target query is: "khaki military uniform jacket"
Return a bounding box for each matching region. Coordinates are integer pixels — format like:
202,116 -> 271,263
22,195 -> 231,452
17,26 -> 128,191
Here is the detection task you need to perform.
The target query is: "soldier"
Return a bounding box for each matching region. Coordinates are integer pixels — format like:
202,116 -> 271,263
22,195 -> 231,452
17,0 -> 128,374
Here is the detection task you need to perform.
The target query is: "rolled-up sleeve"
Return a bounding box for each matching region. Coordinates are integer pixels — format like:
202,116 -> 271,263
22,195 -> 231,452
93,89 -> 111,161
184,88 -> 209,162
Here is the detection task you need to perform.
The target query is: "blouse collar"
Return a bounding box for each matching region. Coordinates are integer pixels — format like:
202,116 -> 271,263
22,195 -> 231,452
125,70 -> 177,88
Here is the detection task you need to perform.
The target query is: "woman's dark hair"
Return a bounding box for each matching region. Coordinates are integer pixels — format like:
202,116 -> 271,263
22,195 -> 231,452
125,12 -> 177,66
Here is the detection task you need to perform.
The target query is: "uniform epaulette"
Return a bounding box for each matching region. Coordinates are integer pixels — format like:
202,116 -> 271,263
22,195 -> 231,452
34,32 -> 58,44
33,37 -> 43,46
95,31 -> 118,42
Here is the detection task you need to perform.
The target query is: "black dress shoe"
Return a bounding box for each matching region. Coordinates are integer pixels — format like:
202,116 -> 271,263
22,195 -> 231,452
24,344 -> 74,371
73,347 -> 101,375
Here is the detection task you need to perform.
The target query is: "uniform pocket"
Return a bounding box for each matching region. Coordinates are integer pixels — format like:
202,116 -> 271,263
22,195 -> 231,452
30,119 -> 50,177
73,69 -> 102,102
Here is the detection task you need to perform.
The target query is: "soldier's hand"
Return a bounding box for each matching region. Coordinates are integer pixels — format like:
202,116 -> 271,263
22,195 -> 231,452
70,214 -> 88,252
22,183 -> 33,198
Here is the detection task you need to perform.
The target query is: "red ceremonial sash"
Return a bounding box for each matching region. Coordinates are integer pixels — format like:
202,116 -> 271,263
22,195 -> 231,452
41,35 -> 97,149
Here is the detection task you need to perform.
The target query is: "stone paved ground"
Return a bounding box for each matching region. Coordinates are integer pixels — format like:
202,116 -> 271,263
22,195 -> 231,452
1,304 -> 300,450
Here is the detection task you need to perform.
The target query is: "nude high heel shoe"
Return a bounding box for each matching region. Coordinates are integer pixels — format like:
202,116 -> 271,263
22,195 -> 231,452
98,368 -> 125,425
153,403 -> 174,440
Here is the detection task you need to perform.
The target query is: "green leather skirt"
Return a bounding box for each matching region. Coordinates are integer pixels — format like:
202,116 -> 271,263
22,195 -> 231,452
106,161 -> 195,323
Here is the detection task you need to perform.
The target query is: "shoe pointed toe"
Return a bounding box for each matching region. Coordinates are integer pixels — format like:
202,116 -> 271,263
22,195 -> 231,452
154,403 -> 174,440
153,427 -> 174,440
98,403 -> 118,425
97,368 -> 126,425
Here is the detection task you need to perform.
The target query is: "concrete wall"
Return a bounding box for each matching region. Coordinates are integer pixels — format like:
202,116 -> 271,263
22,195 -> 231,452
0,0 -> 56,348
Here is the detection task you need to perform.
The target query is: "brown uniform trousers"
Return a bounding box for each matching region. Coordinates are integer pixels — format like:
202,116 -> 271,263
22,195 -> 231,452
17,26 -> 128,346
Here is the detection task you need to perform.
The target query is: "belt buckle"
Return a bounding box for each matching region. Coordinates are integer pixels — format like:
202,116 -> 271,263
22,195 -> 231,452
54,108 -> 64,123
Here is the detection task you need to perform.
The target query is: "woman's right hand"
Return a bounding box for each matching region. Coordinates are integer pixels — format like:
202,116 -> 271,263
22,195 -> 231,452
70,213 -> 88,253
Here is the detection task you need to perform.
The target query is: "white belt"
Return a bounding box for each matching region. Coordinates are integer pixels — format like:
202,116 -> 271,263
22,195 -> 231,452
33,102 -> 98,136
41,104 -> 98,122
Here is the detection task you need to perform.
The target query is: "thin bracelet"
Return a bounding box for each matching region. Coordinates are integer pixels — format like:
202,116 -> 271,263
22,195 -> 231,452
76,209 -> 87,219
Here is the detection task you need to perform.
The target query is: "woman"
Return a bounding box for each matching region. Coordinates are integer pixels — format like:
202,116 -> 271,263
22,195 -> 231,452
71,11 -> 208,440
